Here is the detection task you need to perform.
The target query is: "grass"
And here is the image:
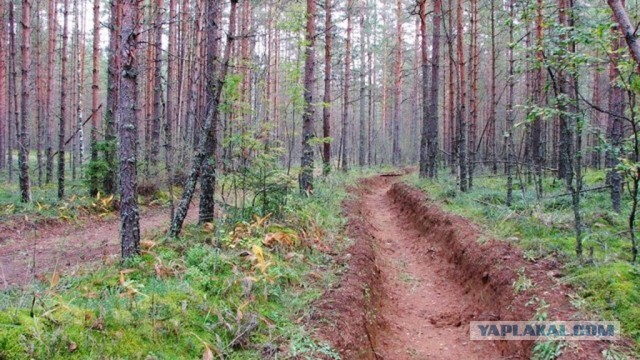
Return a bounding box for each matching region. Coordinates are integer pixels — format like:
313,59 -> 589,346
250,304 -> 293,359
407,169 -> 640,354
0,168 -> 382,359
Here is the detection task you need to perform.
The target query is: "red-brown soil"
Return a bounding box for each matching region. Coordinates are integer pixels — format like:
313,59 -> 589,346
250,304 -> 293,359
0,204 -> 198,288
316,175 -> 615,359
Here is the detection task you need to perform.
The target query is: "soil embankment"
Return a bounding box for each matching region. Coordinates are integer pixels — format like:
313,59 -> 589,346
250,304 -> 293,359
316,175 -> 610,359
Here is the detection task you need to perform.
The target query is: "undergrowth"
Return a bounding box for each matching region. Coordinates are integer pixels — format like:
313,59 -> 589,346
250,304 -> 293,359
0,170 -> 378,359
407,170 -> 640,356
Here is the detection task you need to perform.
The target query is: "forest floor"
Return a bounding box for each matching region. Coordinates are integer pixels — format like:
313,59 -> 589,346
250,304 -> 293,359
349,176 -> 500,358
317,175 -> 620,359
0,203 -> 197,288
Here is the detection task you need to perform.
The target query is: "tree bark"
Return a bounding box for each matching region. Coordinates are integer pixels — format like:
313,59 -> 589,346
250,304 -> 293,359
299,0 -> 316,192
18,0 -> 31,202
340,0 -> 352,171
0,1 -> 6,171
118,0 -> 142,258
170,0 -> 237,236
58,0 -> 70,199
608,0 -> 640,72
532,0 -> 544,199
322,0 -> 332,174
358,0 -> 366,167
391,0 -> 402,165
103,0 -> 119,195
506,0 -> 515,206
456,0 -> 467,191
198,0 -> 223,224
418,0 -> 429,178
428,0 -> 441,178
89,0 -> 100,196
607,7 -> 625,214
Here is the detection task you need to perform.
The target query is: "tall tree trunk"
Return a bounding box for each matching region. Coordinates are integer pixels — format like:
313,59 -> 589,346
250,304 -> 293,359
340,0 -> 352,171
103,0 -> 119,195
74,0 -> 85,180
607,15 -> 625,213
322,0 -> 332,174
9,2 -> 19,184
428,0 -> 441,178
456,0 -> 467,191
46,0 -> 57,184
391,0 -> 402,165
198,0 -> 223,224
35,0 -> 43,186
58,0 -> 70,199
418,0 -> 428,178
0,1 -> 6,171
170,0 -> 237,236
18,0 -> 31,202
118,0 -> 142,258
532,0 -> 544,199
299,0 -> 316,192
488,0 -> 497,174
150,0 -> 163,169
468,0 -> 478,188
165,0 -> 177,219
89,0 -> 100,196
506,0 -> 516,206
358,0 -> 366,167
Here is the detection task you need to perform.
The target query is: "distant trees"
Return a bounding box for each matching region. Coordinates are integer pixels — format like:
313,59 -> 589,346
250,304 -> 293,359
2,0 -> 640,262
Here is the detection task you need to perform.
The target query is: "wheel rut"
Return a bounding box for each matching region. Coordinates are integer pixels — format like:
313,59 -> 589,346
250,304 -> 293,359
361,180 -> 500,359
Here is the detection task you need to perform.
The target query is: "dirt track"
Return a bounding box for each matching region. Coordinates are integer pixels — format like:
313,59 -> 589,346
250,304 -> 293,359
317,175 -> 611,359
0,205 -> 197,288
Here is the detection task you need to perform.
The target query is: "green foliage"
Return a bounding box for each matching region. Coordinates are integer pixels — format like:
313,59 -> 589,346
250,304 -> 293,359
84,139 -> 118,195
532,341 -> 565,360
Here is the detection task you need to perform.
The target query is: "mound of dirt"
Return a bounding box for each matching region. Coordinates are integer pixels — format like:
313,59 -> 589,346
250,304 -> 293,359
314,176 -> 614,359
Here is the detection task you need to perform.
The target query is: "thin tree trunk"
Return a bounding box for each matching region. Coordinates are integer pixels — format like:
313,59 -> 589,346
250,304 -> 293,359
35,0 -> 43,186
358,0 -> 366,167
456,0 -> 467,191
198,0 -> 223,224
533,0 -> 544,199
322,0 -> 332,174
0,1 -> 6,171
103,0 -> 119,195
418,0 -> 428,178
391,0 -> 402,165
468,0 -> 478,188
18,0 -> 31,202
170,0 -> 237,236
506,0 -> 515,206
89,0 -> 100,196
607,11 -> 625,213
299,0 -> 316,192
165,0 -> 177,219
58,0 -> 70,199
118,0 -> 142,258
488,0 -> 497,174
340,0 -> 352,171
150,0 -> 163,169
8,3 -> 19,184
428,0 -> 441,178
74,0 -> 85,179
